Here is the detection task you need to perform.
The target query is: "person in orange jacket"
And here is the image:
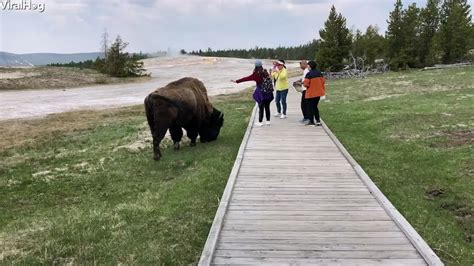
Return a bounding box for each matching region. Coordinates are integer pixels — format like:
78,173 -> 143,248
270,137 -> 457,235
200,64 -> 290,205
303,60 -> 325,126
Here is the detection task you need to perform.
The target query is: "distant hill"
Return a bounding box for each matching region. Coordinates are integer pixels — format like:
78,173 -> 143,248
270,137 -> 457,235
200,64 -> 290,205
0,52 -> 34,67
0,52 -> 104,67
21,52 -> 104,65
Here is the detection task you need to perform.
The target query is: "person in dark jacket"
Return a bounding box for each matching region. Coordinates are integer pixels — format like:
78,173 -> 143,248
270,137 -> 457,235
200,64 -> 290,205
303,60 -> 325,126
232,60 -> 274,127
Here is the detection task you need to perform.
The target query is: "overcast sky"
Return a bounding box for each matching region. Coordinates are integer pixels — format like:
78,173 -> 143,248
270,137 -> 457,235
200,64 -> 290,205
1,0 -> 472,54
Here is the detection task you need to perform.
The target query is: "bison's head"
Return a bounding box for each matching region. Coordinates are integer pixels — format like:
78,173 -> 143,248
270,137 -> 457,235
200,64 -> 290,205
199,108 -> 224,142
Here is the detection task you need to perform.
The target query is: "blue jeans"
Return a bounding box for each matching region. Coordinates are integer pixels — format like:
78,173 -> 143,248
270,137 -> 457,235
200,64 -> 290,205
275,89 -> 289,115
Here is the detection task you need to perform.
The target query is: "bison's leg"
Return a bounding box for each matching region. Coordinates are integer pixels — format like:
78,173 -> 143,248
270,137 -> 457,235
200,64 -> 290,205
151,116 -> 174,161
145,96 -> 165,160
169,125 -> 183,150
152,124 -> 169,161
145,94 -> 180,161
186,129 -> 198,147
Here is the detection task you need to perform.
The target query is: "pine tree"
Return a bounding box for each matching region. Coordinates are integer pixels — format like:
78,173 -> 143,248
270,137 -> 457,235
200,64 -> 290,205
352,29 -> 364,59
100,35 -> 146,77
101,28 -> 109,58
386,1 -> 422,69
386,0 -> 406,69
419,0 -> 441,66
105,36 -> 128,76
401,3 -> 421,68
438,0 -> 473,63
366,25 -> 388,65
316,5 -> 352,71
352,26 -> 387,67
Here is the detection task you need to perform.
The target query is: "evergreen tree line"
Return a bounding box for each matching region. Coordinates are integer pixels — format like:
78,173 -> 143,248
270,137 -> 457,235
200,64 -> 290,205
49,36 -> 147,77
387,0 -> 473,69
190,0 -> 473,71
48,60 -> 96,69
187,40 -> 321,63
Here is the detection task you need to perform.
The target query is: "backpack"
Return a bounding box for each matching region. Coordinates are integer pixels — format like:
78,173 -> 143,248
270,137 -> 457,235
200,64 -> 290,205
261,76 -> 274,95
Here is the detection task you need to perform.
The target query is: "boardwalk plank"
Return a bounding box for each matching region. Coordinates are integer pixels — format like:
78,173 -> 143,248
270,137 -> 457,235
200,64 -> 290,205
238,169 -> 356,174
234,181 -> 364,186
217,243 -> 416,251
237,173 -> 360,178
223,224 -> 399,232
219,231 -> 406,238
232,188 -> 369,192
234,183 -> 366,188
228,202 -> 380,207
232,191 -> 374,196
213,250 -> 422,259
212,257 -> 427,265
235,178 -> 360,183
218,238 -> 411,245
226,210 -> 387,216
225,215 -> 391,221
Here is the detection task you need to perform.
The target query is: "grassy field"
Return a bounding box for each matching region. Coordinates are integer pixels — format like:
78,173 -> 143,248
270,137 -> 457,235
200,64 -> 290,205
323,67 -> 473,265
0,67 -> 150,91
0,90 -> 254,264
1,67 -> 472,264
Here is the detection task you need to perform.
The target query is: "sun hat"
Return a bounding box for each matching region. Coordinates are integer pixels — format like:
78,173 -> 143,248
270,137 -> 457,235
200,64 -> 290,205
255,59 -> 262,67
276,60 -> 285,66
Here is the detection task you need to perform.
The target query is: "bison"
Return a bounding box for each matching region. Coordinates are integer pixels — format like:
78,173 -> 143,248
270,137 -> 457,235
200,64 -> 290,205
144,77 -> 224,160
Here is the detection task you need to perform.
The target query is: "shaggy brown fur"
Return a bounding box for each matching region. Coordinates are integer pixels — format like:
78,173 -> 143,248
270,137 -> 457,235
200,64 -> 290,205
151,77 -> 213,124
144,77 -> 224,161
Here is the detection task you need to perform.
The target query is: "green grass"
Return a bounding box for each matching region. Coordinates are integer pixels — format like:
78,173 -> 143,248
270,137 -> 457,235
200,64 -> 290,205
1,68 -> 473,264
0,94 -> 254,264
323,67 -> 474,265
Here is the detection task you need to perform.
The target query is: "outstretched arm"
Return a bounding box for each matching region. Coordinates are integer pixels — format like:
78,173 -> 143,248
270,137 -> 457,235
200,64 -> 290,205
233,72 -> 258,83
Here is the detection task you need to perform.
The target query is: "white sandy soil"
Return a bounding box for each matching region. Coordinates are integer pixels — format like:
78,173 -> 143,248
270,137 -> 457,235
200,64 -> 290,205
0,56 -> 299,120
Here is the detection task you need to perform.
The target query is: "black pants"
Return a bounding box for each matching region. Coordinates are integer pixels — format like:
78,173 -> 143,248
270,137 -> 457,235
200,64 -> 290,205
301,90 -> 309,119
258,100 -> 271,122
306,97 -> 321,123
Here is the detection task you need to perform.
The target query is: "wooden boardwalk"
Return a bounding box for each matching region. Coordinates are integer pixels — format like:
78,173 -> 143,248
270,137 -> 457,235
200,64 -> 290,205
200,89 -> 442,265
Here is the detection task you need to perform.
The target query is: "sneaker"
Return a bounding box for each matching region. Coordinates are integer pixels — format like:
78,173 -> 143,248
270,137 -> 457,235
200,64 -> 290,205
255,122 -> 263,127
305,121 -> 316,126
280,114 -> 287,119
274,113 -> 281,117
315,122 -> 322,126
265,121 -> 271,125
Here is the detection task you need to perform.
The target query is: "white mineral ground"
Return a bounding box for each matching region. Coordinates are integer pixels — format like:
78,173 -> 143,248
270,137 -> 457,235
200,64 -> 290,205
0,56 -> 299,121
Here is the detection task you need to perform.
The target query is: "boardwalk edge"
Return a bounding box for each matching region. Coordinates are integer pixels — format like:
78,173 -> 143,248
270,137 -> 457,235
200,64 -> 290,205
321,120 -> 444,266
198,104 -> 257,266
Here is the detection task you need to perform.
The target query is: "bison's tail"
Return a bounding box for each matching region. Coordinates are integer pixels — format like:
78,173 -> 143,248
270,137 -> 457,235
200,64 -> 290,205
144,94 -> 155,133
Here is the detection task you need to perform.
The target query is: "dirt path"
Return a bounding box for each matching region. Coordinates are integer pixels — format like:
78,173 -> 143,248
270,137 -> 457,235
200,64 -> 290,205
0,56 -> 298,121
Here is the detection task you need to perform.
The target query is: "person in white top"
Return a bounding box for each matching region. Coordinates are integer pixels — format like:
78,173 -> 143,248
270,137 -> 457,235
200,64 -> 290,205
292,60 -> 310,123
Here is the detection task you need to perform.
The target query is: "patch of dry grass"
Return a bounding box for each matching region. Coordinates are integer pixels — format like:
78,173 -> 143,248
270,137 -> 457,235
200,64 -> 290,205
429,129 -> 474,148
0,67 -> 151,91
212,87 -> 253,103
0,106 -> 144,151
326,67 -> 474,103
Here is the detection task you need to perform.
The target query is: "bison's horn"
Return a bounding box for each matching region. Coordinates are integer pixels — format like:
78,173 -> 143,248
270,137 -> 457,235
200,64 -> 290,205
219,113 -> 224,119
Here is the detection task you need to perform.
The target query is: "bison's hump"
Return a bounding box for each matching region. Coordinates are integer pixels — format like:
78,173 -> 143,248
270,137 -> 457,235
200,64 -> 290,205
148,77 -> 213,121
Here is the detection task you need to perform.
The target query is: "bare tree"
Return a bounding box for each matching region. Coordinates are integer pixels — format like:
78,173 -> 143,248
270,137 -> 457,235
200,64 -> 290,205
101,28 -> 109,58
